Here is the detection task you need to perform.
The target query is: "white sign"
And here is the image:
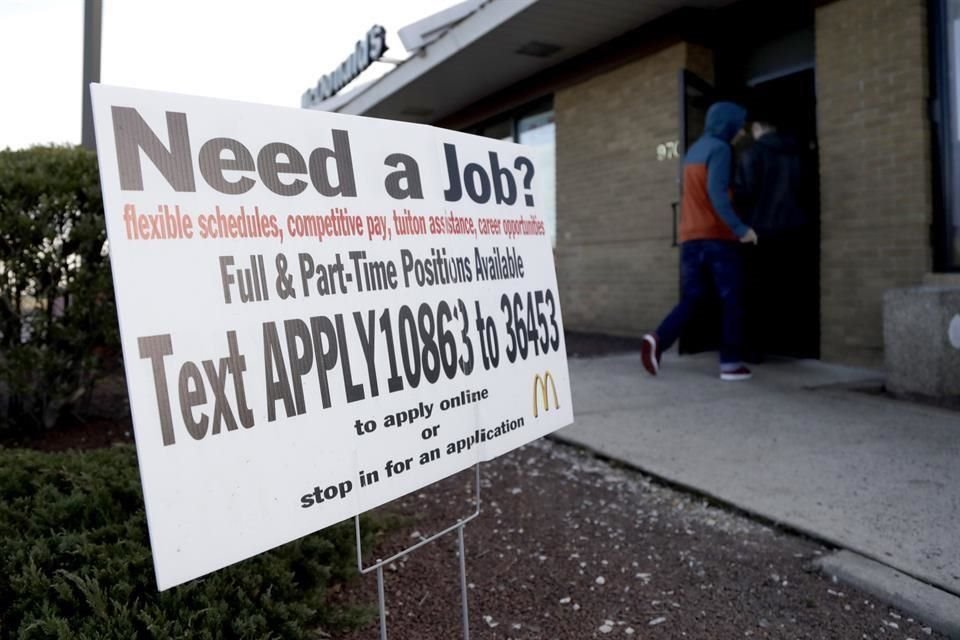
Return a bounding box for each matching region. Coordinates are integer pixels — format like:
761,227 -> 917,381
91,85 -> 573,590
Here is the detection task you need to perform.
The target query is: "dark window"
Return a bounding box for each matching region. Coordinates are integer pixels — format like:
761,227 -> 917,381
481,120 -> 514,141
473,100 -> 556,246
932,0 -> 960,270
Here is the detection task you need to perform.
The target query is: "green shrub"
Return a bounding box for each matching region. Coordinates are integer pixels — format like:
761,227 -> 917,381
0,145 -> 119,431
0,446 -> 374,639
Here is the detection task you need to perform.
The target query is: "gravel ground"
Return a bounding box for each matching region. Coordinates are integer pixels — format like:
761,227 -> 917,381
336,438 -> 944,639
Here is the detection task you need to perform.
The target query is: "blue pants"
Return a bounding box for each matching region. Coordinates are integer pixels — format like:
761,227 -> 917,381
656,240 -> 744,365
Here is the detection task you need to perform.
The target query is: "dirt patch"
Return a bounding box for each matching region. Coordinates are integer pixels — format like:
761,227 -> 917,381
335,439 -> 945,639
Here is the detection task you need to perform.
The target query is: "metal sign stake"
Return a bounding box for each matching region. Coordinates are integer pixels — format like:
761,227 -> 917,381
376,565 -> 387,640
457,524 -> 470,640
355,462 -> 481,640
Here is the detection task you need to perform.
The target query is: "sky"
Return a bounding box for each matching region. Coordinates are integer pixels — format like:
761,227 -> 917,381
0,0 -> 458,150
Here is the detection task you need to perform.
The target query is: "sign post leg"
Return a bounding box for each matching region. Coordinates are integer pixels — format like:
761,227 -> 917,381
377,564 -> 388,640
355,462 -> 481,639
458,524 -> 470,640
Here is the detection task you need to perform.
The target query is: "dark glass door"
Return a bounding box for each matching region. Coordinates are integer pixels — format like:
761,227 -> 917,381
677,70 -> 723,355
676,67 -> 822,360
680,69 -> 716,156
932,0 -> 960,271
744,69 -> 821,359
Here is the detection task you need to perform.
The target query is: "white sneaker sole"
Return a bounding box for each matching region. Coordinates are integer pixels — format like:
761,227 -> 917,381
642,335 -> 659,375
720,372 -> 752,381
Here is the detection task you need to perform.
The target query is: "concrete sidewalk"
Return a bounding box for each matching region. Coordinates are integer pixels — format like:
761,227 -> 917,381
557,351 -> 960,597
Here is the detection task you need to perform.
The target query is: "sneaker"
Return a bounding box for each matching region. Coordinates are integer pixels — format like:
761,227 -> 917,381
641,334 -> 660,376
720,366 -> 752,381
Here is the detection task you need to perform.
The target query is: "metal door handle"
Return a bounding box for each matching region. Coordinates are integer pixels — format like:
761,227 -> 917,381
671,202 -> 679,247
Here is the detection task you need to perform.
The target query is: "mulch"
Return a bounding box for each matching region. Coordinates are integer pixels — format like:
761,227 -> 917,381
334,439 -> 944,639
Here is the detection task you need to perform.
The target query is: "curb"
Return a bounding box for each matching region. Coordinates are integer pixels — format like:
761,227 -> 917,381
815,550 -> 960,639
550,434 -> 960,637
550,432 -> 960,597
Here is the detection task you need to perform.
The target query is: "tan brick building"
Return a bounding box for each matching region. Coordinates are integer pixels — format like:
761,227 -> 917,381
310,0 -> 960,369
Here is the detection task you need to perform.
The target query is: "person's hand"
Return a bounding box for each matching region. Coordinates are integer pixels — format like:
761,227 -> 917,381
739,228 -> 758,244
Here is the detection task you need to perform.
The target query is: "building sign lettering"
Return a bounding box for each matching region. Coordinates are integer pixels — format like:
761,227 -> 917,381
302,25 -> 387,108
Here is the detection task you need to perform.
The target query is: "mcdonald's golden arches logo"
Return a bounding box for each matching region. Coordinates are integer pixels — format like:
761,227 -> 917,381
532,371 -> 560,418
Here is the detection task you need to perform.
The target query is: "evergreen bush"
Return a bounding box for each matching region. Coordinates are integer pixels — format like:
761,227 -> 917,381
0,145 -> 119,430
0,445 -> 373,639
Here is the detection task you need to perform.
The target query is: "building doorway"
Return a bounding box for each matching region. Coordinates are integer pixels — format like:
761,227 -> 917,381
741,68 -> 820,360
677,24 -> 820,360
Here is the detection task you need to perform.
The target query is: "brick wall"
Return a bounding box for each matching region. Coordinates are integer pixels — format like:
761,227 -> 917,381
554,2 -> 932,366
555,43 -> 711,337
816,0 -> 933,366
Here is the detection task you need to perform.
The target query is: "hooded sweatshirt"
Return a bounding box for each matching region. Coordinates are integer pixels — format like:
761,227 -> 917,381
679,101 -> 749,243
734,131 -> 810,237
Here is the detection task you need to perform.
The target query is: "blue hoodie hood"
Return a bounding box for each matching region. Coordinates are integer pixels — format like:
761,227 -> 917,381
704,101 -> 747,142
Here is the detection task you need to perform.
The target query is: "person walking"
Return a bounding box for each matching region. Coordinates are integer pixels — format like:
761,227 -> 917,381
735,115 -> 815,360
641,101 -> 757,381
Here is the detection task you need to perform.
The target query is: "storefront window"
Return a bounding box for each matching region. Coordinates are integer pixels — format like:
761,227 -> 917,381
474,104 -> 557,246
481,120 -> 514,142
947,0 -> 960,267
517,110 -> 557,247
936,0 -> 960,269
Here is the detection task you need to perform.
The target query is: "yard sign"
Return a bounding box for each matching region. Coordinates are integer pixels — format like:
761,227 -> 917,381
91,85 -> 573,590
